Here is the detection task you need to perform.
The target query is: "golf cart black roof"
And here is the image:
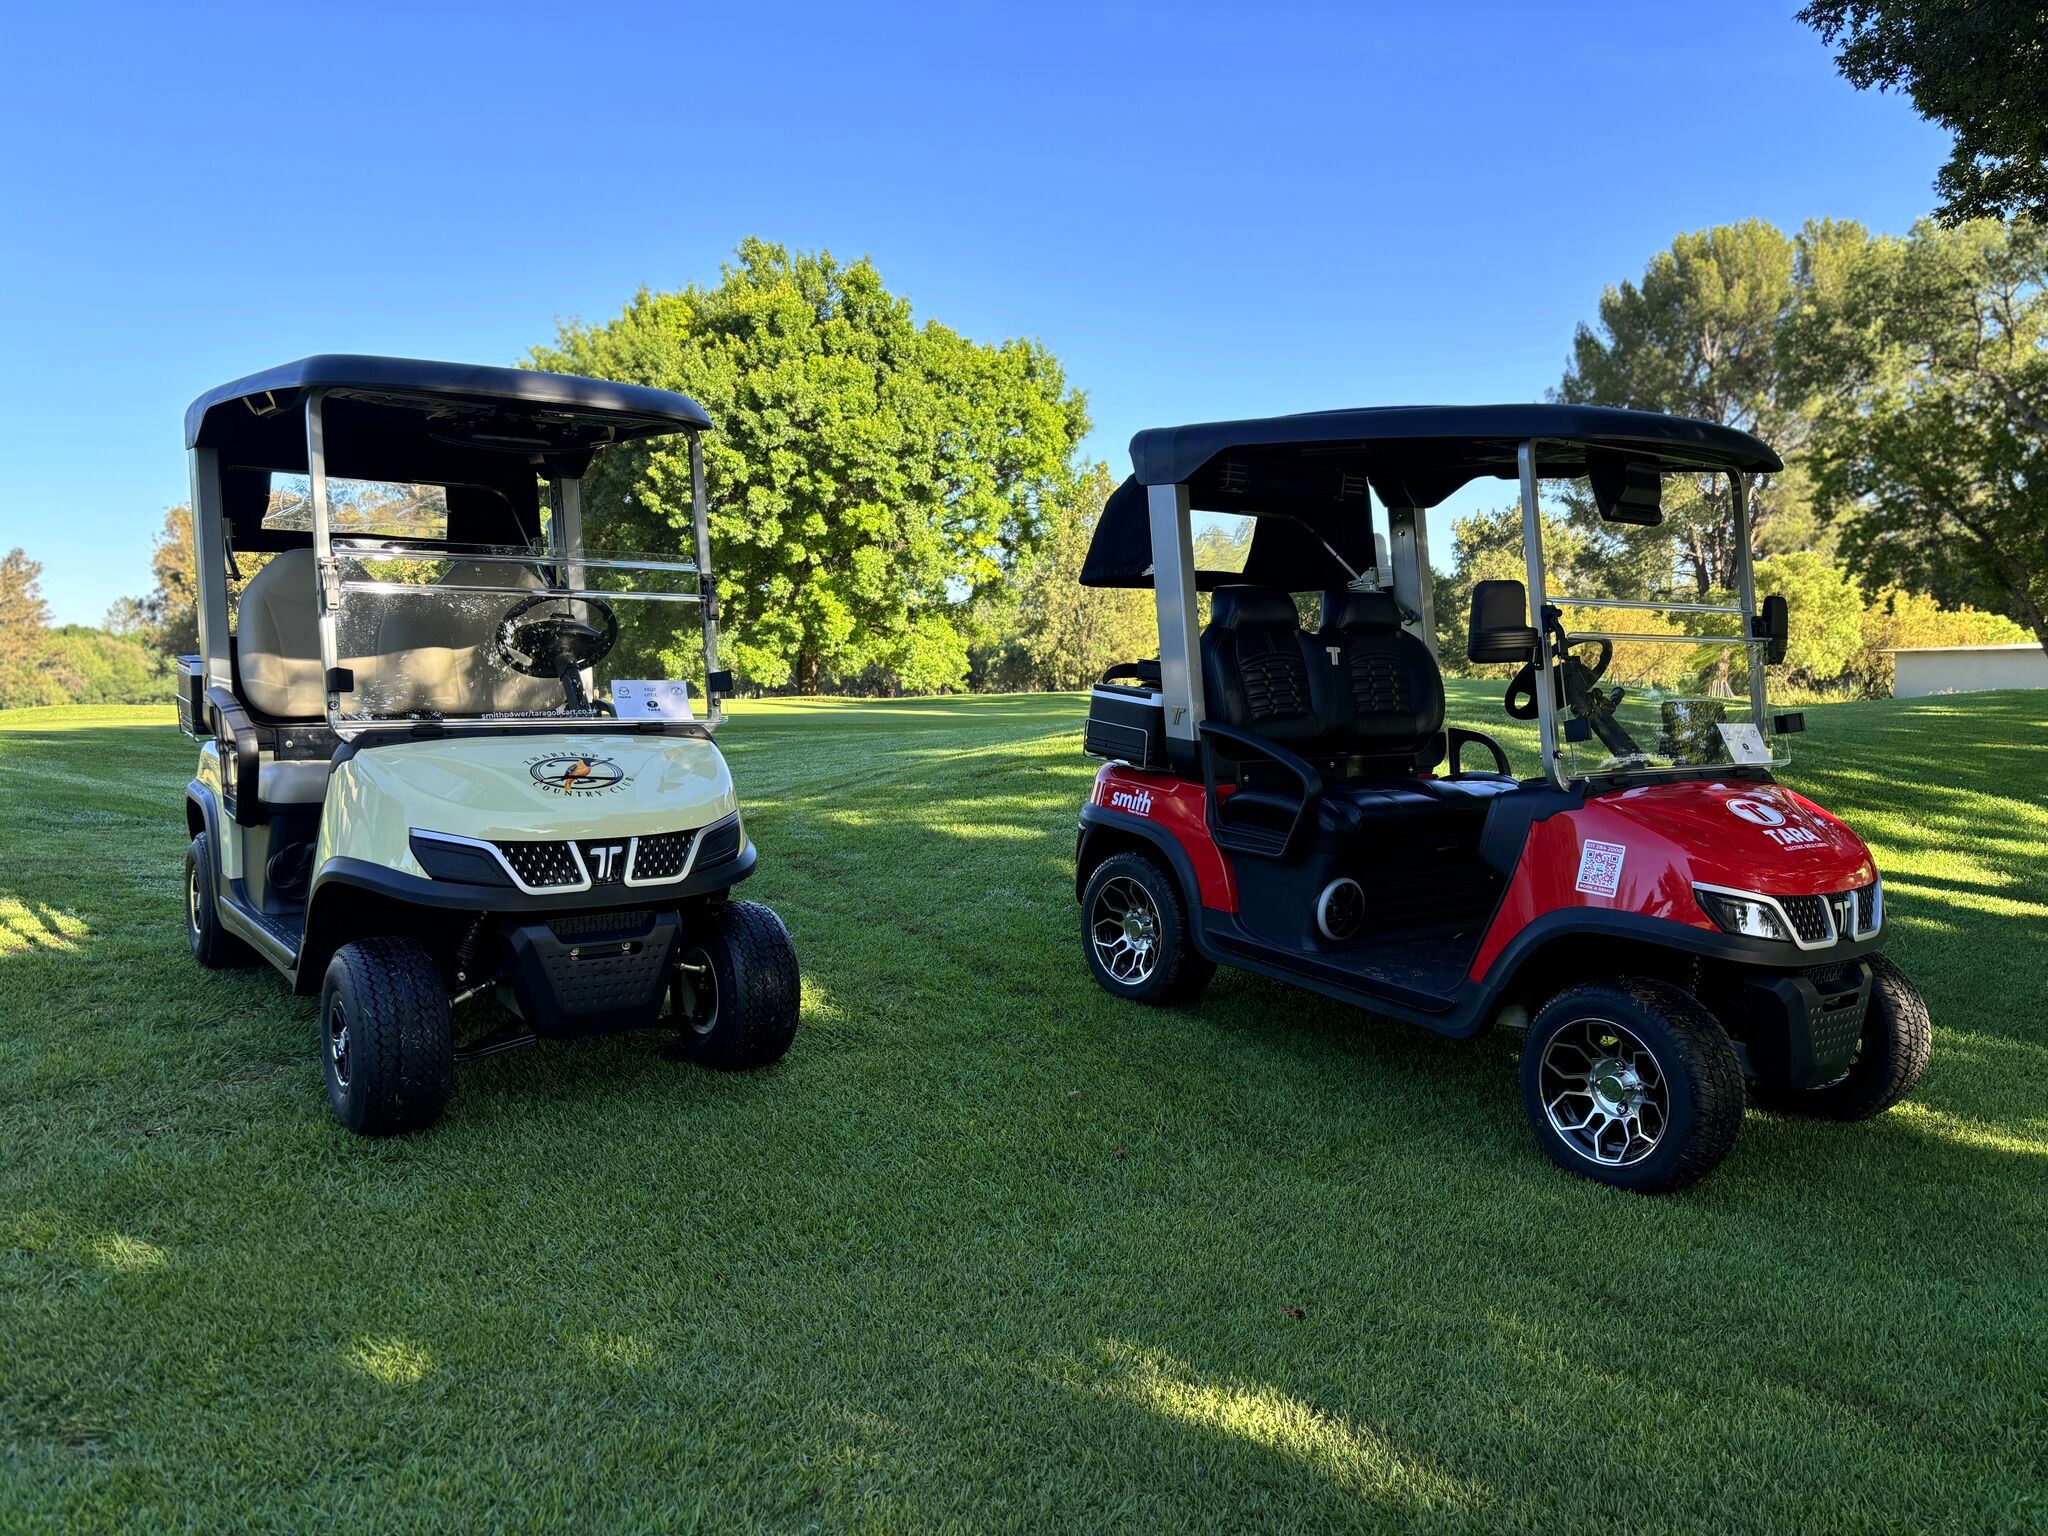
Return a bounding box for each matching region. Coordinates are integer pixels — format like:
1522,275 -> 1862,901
1081,403 -> 1782,590
187,356 -> 712,552
185,355 -> 711,450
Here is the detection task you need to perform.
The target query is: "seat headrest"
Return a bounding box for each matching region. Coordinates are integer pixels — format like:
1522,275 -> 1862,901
1209,585 -> 1299,632
1321,588 -> 1400,632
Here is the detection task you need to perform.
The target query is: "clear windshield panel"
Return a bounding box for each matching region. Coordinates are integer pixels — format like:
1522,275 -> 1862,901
1553,632 -> 1784,779
326,543 -> 709,727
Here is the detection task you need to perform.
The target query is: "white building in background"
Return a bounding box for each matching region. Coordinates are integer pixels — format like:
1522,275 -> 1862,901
1889,643 -> 2048,698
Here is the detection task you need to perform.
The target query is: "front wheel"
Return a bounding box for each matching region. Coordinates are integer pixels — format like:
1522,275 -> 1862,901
1751,954 -> 1930,1120
1520,979 -> 1744,1193
321,938 -> 454,1135
671,899 -> 801,1070
1079,852 -> 1213,1006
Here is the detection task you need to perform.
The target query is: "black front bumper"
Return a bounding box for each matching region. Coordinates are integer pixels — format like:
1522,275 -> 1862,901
500,909 -> 682,1035
1740,960 -> 1874,1089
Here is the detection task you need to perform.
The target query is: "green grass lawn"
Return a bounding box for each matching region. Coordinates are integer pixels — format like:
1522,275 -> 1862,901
2,688 -> 2044,1532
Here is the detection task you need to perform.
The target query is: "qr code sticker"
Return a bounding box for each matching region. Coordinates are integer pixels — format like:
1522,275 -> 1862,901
1575,839 -> 1627,898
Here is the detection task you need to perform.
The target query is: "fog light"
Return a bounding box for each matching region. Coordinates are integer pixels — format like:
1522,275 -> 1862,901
1695,888 -> 1790,941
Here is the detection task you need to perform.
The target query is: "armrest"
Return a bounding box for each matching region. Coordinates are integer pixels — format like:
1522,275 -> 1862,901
1447,725 -> 1512,778
1199,720 -> 1324,860
206,686 -> 264,825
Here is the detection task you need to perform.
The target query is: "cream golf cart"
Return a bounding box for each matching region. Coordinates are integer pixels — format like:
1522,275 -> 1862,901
178,356 -> 798,1134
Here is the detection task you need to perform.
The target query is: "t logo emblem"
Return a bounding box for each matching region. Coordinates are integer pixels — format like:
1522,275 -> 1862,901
1325,645 -> 1342,664
590,843 -> 625,881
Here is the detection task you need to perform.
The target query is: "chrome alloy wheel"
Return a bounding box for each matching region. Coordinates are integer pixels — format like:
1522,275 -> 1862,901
187,860 -> 202,937
1090,875 -> 1160,987
326,1000 -> 352,1090
1537,1017 -> 1667,1168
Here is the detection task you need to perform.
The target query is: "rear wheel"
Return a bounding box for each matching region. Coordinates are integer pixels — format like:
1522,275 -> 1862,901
671,899 -> 801,1070
320,938 -> 454,1135
1080,852 -> 1213,1006
1521,978 -> 1744,1193
1751,954 -> 1930,1120
186,831 -> 255,969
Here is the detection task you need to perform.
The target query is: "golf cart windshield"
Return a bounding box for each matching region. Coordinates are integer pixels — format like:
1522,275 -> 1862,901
1538,476 -> 1785,779
326,536 -> 709,728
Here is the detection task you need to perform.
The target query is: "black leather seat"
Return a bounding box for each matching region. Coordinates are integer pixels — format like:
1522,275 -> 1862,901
1200,587 -> 1321,746
1311,589 -> 1516,806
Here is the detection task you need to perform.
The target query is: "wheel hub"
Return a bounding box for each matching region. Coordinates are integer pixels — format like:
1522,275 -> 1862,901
328,1004 -> 351,1089
1090,876 -> 1160,986
1537,1019 -> 1667,1168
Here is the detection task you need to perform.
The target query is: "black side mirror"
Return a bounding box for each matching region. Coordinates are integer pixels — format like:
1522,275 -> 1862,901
1758,593 -> 1788,665
1468,580 -> 1540,664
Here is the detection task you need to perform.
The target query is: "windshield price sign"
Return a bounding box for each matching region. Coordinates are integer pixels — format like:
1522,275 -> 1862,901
612,679 -> 694,722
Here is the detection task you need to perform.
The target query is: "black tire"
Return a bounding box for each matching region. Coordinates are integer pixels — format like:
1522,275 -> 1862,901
1751,954 -> 1930,1120
320,938 -> 454,1135
1520,978 -> 1744,1194
1080,851 -> 1214,1006
186,831 -> 255,969
671,899 -> 801,1070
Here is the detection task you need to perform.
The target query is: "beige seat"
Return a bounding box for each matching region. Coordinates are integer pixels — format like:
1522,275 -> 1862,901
369,561 -> 561,714
237,548 -> 326,719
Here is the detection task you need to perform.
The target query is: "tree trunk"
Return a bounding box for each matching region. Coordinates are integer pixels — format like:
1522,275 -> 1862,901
796,651 -> 821,695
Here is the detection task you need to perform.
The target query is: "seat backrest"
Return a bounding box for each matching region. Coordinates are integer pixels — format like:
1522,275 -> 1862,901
1311,589 -> 1445,770
1199,585 -> 1321,743
237,547 -> 325,718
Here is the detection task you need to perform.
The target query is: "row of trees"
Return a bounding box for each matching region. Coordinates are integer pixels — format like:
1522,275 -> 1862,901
0,550 -> 175,710
16,210 -> 2042,709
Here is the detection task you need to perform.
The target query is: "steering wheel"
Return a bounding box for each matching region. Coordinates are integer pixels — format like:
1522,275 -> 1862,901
1502,632 -> 1641,756
1556,637 -> 1644,758
495,593 -> 619,708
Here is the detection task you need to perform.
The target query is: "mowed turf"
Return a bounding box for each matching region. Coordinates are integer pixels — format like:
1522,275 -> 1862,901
1,689 -> 2043,1533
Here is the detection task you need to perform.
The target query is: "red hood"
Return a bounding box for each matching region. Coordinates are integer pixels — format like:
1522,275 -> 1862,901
1594,780 -> 1875,897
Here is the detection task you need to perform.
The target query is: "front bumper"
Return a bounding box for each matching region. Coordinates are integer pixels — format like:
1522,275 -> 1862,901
1739,960 -> 1874,1089
501,909 -> 681,1035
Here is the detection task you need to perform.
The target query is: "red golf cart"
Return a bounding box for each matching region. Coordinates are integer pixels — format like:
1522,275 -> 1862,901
1073,406 -> 1928,1192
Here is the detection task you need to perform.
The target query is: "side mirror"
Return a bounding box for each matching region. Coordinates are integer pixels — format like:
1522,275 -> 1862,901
1758,593 -> 1788,665
1468,580 -> 1540,664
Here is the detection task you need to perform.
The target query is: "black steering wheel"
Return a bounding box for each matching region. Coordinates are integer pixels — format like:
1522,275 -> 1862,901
495,593 -> 619,709
1502,621 -> 1642,758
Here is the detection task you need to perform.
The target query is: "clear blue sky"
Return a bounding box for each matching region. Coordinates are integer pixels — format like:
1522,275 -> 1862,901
0,0 -> 1948,626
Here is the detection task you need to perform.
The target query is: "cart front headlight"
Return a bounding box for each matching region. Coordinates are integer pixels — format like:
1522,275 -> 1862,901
1694,887 -> 1791,942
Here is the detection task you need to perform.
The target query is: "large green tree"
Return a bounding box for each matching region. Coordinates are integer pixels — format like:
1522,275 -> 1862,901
1556,221 -> 1830,595
529,240 -> 1089,693
1784,217 -> 2048,657
1800,0 -> 2048,224
0,548 -> 54,707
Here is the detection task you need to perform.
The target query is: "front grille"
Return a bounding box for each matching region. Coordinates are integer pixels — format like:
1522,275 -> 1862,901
1779,894 -> 1831,945
629,829 -> 694,882
1853,881 -> 1880,934
495,839 -> 584,889
550,910 -> 651,939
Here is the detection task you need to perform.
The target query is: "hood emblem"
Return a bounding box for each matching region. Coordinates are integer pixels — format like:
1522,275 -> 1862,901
529,755 -> 628,794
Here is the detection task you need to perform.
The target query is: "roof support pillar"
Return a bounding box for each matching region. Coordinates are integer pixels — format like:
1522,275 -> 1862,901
188,447 -> 232,690
1386,504 -> 1434,658
1147,481 -> 1204,741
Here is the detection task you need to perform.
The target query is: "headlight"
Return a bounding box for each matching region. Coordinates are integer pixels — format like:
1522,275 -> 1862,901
1694,887 -> 1791,941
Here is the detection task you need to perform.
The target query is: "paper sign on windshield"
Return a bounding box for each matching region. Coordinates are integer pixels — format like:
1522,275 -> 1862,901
1716,722 -> 1771,764
612,679 -> 694,722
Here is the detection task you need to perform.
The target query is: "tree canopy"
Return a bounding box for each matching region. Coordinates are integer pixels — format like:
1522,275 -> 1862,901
528,239 -> 1089,693
1800,0 -> 2048,224
1784,217 -> 2048,655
